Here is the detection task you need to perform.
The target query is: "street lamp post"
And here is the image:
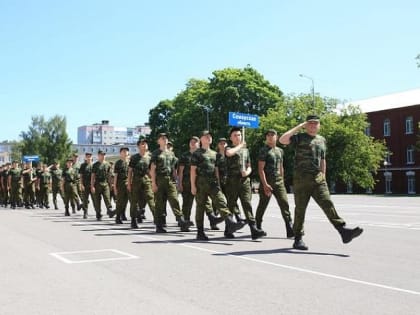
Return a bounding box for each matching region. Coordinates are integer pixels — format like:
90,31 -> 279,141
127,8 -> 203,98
299,73 -> 315,111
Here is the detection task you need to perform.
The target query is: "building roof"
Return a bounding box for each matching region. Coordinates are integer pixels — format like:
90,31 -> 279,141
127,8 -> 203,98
351,87 -> 420,113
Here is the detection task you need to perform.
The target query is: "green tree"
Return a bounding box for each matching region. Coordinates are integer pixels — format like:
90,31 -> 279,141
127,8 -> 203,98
416,54 -> 420,67
147,99 -> 175,151
19,115 -> 73,165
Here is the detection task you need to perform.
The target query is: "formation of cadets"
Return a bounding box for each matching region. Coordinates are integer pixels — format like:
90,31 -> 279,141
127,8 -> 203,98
0,116 -> 363,250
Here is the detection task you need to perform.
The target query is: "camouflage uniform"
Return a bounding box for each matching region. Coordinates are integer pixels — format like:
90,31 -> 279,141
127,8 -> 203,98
38,168 -> 51,208
151,148 -> 184,229
290,133 -> 345,237
114,158 -> 129,220
1,165 -> 10,206
62,164 -> 79,215
79,159 -> 93,216
255,145 -> 292,230
128,152 -> 155,221
50,165 -> 63,210
22,166 -> 36,209
8,165 -> 22,208
91,159 -> 113,219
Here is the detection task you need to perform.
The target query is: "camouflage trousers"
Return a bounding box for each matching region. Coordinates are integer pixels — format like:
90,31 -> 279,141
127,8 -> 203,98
293,172 -> 345,237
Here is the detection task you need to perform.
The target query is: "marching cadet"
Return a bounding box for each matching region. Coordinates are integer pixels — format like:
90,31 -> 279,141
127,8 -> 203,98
1,163 -> 11,207
255,129 -> 293,237
190,130 -> 246,240
8,160 -> 22,209
34,162 -> 43,207
113,147 -> 130,224
61,158 -> 79,216
150,133 -> 189,233
108,161 -> 116,208
279,115 -> 363,250
90,150 -> 115,221
127,138 -> 155,229
79,152 -> 94,219
50,161 -> 63,210
72,153 -> 83,211
21,161 -> 36,209
224,127 -> 265,240
177,136 -> 200,227
37,163 -> 51,208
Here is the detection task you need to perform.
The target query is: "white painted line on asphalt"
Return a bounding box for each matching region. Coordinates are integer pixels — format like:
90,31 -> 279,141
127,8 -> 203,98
49,249 -> 138,264
87,223 -> 420,297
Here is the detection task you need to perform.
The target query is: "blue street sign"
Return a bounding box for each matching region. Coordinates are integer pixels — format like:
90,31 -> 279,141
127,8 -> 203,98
228,112 -> 259,128
23,155 -> 40,163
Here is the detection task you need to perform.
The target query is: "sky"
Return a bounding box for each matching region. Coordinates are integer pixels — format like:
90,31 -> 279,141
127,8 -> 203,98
1,0 -> 419,143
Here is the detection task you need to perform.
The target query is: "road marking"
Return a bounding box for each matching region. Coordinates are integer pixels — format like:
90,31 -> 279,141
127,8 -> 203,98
87,223 -> 420,296
50,248 -> 138,264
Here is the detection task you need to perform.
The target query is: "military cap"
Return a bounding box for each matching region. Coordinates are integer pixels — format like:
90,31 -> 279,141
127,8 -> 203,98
229,126 -> 242,135
66,157 -> 74,162
72,153 -> 79,157
158,132 -> 169,139
85,152 -> 92,156
306,115 -> 320,122
97,150 -> 106,155
120,147 -> 129,152
265,129 -> 278,136
218,137 -> 227,143
200,130 -> 212,137
12,160 -> 19,164
190,136 -> 200,142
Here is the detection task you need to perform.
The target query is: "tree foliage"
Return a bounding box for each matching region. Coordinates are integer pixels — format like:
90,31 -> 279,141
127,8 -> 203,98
19,115 -> 73,165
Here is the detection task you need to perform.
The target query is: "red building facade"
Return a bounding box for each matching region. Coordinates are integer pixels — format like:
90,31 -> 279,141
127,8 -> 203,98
366,104 -> 420,194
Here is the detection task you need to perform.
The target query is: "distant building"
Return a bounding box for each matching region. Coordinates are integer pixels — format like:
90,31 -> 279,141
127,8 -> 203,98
72,143 -> 138,161
352,88 -> 420,195
77,120 -> 150,145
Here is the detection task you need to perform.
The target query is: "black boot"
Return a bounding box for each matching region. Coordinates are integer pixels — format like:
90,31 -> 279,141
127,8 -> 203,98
196,227 -> 209,241
250,223 -> 266,240
293,236 -> 308,250
83,210 -> 87,219
115,214 -> 123,224
64,208 -> 70,216
249,223 -> 267,240
285,221 -> 295,238
71,206 -> 76,214
210,224 -> 220,230
107,208 -> 116,218
121,213 -> 127,221
235,212 -> 247,224
208,212 -> 225,226
156,217 -> 167,233
177,216 -> 190,232
130,217 -> 138,229
224,231 -> 235,239
337,225 -> 363,244
139,208 -> 146,220
225,215 -> 246,235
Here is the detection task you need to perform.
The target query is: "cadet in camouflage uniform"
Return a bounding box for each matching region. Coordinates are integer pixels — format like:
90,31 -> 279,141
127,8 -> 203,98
50,161 -> 63,210
34,162 -> 43,207
37,164 -> 51,208
177,136 -> 200,226
1,163 -> 10,207
279,115 -> 363,250
108,161 -> 116,208
127,138 -> 155,229
61,158 -> 79,216
255,129 -> 293,237
190,130 -> 246,240
8,161 -> 22,209
72,153 -> 83,211
91,150 -> 115,220
150,133 -> 189,233
113,147 -> 130,224
224,127 -> 265,240
21,161 -> 36,209
79,152 -> 93,218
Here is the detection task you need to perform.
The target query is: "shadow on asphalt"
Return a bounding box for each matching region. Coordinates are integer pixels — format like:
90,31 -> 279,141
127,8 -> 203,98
212,248 -> 350,257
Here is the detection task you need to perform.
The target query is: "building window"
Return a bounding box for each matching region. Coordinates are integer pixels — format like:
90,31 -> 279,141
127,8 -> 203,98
405,116 -> 413,134
365,123 -> 371,136
383,119 -> 391,136
406,171 -> 416,194
406,145 -> 415,164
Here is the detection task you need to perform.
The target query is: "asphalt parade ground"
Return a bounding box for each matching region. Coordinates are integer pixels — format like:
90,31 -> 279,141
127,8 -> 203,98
0,194 -> 419,315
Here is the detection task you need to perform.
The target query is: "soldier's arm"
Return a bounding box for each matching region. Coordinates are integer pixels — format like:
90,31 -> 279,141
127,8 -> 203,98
177,165 -> 184,192
225,143 -> 245,157
150,163 -> 157,192
279,122 -> 307,145
127,167 -> 133,192
320,159 -> 326,176
190,165 -> 197,196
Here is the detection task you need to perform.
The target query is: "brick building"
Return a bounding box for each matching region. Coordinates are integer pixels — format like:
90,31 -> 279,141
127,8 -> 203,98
354,88 -> 420,194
